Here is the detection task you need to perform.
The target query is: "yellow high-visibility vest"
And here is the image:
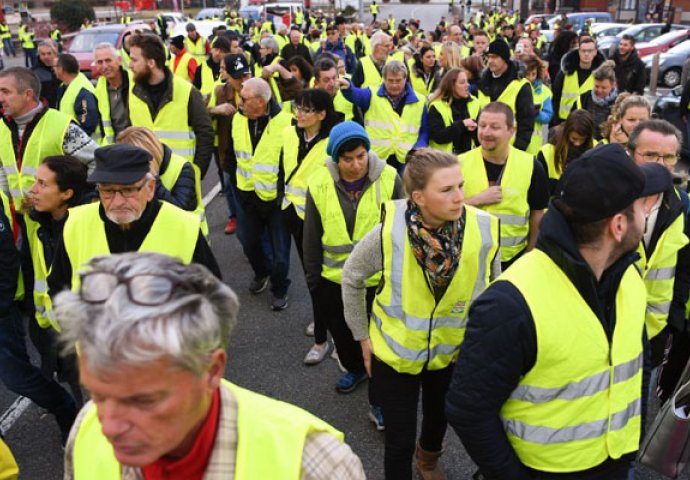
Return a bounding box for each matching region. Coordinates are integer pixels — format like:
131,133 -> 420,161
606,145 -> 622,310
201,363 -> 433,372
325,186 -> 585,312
159,151 -> 208,237
184,35 -> 207,60
559,70 -> 593,120
0,109 -> 71,210
477,78 -> 528,115
232,111 -> 292,201
58,72 -> 97,140
499,249 -> 644,472
72,380 -> 344,480
128,75 -> 196,162
526,82 -> 552,155
370,199 -> 499,374
25,217 -> 58,330
428,96 -> 480,153
62,202 -> 199,290
364,87 -> 424,164
94,70 -> 132,145
172,51 -> 194,82
460,145 -> 533,262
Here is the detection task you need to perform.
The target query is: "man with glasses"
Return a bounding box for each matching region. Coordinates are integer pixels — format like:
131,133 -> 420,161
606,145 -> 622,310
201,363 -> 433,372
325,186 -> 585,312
59,252 -> 365,479
552,37 -> 605,125
48,144 -> 220,296
627,119 -> 690,402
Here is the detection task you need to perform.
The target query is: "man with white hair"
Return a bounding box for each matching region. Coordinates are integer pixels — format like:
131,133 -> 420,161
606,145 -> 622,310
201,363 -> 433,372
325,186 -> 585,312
227,77 -> 293,310
59,252 -> 365,479
48,144 -> 219,295
350,31 -> 393,88
93,42 -> 131,144
32,39 -> 60,108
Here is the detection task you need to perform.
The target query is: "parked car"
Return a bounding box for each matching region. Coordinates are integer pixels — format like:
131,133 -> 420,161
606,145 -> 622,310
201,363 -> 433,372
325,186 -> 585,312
239,5 -> 263,21
652,85 -> 690,166
591,22 -> 629,42
598,23 -> 685,53
547,12 -> 612,33
171,20 -> 227,39
635,28 -> 690,58
195,8 -> 225,20
642,39 -> 690,87
66,23 -> 151,79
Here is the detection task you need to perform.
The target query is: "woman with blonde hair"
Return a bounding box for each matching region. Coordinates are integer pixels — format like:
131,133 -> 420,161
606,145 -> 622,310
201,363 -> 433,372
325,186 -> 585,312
601,93 -> 651,145
116,127 -> 205,233
428,67 -> 479,154
438,40 -> 462,77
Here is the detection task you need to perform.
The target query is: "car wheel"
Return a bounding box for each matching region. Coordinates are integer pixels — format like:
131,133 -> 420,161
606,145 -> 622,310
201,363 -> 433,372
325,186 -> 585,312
663,67 -> 682,88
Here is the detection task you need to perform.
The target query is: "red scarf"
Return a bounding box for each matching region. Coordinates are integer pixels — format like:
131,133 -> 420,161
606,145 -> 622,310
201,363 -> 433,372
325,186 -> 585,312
142,388 -> 221,480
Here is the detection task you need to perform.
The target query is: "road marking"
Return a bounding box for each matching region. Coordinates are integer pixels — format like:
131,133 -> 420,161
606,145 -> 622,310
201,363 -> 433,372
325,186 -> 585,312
0,397 -> 31,435
202,182 -> 221,207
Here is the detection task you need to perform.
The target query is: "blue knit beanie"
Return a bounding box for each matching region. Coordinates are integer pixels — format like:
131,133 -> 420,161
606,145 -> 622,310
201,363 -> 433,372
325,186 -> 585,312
326,121 -> 371,160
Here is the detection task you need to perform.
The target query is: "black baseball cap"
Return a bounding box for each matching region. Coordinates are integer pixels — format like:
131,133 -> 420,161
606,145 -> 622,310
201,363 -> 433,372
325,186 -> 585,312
556,143 -> 671,222
88,144 -> 152,185
226,53 -> 250,78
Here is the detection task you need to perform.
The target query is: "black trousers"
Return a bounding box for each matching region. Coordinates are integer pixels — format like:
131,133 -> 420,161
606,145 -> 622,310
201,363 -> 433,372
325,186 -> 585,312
372,357 -> 454,480
281,207 -> 324,343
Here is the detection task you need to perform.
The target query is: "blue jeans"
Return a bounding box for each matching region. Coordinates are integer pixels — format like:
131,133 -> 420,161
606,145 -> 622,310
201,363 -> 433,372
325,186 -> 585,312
24,47 -> 36,67
2,38 -> 15,56
0,306 -> 77,440
237,202 -> 291,297
223,171 -> 238,219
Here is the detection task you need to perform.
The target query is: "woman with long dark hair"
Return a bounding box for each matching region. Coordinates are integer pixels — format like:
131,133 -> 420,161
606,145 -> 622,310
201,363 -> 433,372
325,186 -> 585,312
409,45 -> 440,98
428,68 -> 479,154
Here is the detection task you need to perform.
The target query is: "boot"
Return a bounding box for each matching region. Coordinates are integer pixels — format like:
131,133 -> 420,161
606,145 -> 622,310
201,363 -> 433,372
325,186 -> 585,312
415,442 -> 446,480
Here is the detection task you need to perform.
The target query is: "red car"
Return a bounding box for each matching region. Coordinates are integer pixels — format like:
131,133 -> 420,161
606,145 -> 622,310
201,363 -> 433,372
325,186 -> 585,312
635,28 -> 690,58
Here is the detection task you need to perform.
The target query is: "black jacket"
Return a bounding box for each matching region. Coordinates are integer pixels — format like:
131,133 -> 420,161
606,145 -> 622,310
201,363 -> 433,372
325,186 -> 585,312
446,204 -> 642,479
578,91 -> 616,139
611,49 -> 646,95
47,201 -> 220,296
32,59 -> 60,109
477,60 -> 534,151
551,48 -> 606,126
427,96 -> 477,154
679,77 -> 690,118
280,42 -> 313,65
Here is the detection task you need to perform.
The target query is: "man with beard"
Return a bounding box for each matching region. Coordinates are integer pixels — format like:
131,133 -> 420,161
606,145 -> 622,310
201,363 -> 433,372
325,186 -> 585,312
611,34 -> 646,95
93,43 -> 131,145
32,40 -> 60,108
48,144 -> 220,295
126,34 -> 214,178
460,102 -> 548,270
447,143 -> 668,479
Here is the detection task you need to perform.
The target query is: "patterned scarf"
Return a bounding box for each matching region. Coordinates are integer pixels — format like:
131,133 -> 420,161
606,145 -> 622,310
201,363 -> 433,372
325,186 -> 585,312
405,201 -> 464,288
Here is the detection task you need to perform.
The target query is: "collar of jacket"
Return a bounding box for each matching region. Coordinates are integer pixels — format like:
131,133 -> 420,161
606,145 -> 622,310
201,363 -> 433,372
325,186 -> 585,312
560,47 -> 606,75
376,81 -> 420,104
132,68 -> 174,110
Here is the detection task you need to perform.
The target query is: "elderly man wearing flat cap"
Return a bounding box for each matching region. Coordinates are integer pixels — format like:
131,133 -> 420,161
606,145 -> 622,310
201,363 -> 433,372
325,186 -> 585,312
447,143 -> 670,479
48,144 -> 220,296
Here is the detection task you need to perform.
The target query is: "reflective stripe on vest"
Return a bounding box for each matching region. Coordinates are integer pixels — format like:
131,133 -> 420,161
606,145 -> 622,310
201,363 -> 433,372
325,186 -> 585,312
310,164 -> 398,285
460,146 -> 533,262
63,202 -> 199,290
636,196 -> 689,339
231,111 -> 292,201
159,152 -> 209,237
280,128 -> 328,219
499,249 -> 645,471
72,380 -> 344,480
129,75 -> 196,163
0,109 -> 71,210
25,216 -> 58,330
526,83 -> 552,156
428,96 -> 480,153
364,87 -> 424,164
369,199 -> 499,374
559,71 -> 593,120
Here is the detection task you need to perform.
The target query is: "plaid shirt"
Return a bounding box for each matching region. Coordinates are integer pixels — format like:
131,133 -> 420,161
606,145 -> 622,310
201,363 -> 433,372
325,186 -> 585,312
64,382 -> 365,480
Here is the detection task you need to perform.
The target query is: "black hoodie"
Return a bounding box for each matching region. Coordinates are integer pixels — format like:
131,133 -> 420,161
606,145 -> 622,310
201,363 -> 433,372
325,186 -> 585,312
551,48 -> 606,126
610,48 -> 646,95
446,203 -> 643,479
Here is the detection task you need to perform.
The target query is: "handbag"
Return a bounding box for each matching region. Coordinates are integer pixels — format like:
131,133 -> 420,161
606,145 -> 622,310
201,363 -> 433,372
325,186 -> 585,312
638,357 -> 690,478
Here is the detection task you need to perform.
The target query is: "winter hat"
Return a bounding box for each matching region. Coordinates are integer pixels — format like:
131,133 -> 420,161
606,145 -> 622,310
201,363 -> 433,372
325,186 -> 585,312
326,121 -> 371,160
170,35 -> 185,50
487,39 -> 511,65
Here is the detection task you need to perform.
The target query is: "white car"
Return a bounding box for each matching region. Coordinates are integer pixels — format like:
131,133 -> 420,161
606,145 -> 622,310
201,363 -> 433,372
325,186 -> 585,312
158,11 -> 190,37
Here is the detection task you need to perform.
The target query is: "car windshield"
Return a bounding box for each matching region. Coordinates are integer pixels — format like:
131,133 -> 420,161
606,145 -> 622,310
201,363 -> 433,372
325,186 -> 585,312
616,25 -> 646,38
68,31 -> 120,52
649,31 -> 688,45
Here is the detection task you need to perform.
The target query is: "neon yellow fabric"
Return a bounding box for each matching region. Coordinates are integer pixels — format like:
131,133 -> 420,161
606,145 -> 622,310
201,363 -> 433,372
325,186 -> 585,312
527,83 -> 552,155
129,75 -> 196,162
428,96 -> 480,152
477,78 -> 528,115
460,146 -> 533,262
172,51 -> 193,82
159,151 -> 208,237
0,109 -> 70,210
25,217 -> 58,330
58,73 -> 96,124
0,438 -> 18,480
334,90 -> 355,121
199,61 -> 216,95
370,199 -> 499,374
359,55 -> 383,89
232,111 -> 292,201
364,87 -> 424,164
63,202 -> 199,290
310,164 -> 398,285
94,71 -> 133,145
72,380 -> 343,480
559,71 -> 593,120
499,249 -> 644,472
184,35 -> 207,60
281,127 -> 328,219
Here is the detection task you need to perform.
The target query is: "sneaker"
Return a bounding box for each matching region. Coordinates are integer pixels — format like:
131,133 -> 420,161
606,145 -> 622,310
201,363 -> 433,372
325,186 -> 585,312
335,371 -> 367,394
224,217 -> 237,234
271,294 -> 288,311
331,345 -> 347,373
248,275 -> 270,295
368,404 -> 385,431
305,321 -> 315,336
304,342 -> 330,365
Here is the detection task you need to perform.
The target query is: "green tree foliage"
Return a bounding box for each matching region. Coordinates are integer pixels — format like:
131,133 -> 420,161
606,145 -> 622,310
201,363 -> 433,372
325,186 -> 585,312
50,0 -> 95,32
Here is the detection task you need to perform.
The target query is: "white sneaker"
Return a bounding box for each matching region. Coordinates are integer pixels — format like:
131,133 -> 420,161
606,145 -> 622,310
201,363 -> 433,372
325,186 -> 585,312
304,343 -> 329,365
305,321 -> 315,337
331,343 -> 347,373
